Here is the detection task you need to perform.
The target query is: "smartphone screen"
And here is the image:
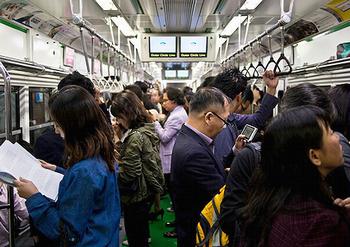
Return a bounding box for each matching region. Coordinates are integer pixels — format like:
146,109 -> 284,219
241,124 -> 258,142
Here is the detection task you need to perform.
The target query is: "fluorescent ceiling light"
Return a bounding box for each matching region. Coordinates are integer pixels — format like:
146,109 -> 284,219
221,16 -> 247,37
95,0 -> 118,11
240,0 -> 264,11
111,16 -> 136,37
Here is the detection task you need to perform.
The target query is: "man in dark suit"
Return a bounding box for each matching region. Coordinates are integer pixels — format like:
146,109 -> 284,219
171,87 -> 230,247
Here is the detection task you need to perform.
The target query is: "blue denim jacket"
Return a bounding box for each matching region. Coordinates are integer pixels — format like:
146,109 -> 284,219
26,157 -> 121,246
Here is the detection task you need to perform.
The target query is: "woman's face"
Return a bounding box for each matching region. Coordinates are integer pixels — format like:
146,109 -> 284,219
313,124 -> 344,176
53,122 -> 65,139
114,114 -> 129,131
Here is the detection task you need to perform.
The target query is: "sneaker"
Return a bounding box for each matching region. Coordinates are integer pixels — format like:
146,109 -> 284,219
122,238 -> 152,246
167,207 -> 174,213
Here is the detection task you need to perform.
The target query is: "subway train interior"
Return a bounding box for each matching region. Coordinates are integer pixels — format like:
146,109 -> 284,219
0,0 -> 350,246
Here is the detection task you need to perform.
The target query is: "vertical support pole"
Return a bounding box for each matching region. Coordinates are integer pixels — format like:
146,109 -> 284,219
79,27 -> 90,74
0,61 -> 15,247
91,35 -> 95,75
100,41 -> 103,76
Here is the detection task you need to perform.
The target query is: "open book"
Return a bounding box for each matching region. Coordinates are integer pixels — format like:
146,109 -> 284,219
0,140 -> 63,200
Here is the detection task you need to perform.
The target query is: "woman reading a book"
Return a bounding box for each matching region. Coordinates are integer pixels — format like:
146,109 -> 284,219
15,85 -> 120,246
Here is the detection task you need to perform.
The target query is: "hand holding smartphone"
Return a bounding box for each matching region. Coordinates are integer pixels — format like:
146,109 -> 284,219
241,124 -> 258,143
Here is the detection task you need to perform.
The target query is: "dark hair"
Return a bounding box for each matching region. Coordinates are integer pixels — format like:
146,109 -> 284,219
58,71 -> 95,96
134,81 -> 149,93
189,87 -> 228,114
242,86 -> 254,104
182,86 -> 193,96
164,87 -> 185,106
110,90 -> 153,129
209,68 -> 247,99
328,84 -> 350,140
280,83 -> 336,121
198,76 -> 216,89
240,106 -> 334,247
49,85 -> 115,171
124,85 -> 143,101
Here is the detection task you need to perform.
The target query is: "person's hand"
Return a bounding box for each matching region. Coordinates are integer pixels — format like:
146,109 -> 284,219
39,159 -> 56,171
263,70 -> 279,96
334,197 -> 350,208
235,134 -> 247,151
14,177 -> 39,199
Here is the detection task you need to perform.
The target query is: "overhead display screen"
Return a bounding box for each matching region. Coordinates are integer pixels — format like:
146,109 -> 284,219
180,36 -> 207,58
164,70 -> 177,79
177,70 -> 189,78
149,36 -> 177,58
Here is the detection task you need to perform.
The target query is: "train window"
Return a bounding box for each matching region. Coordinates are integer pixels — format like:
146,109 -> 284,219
29,87 -> 52,126
0,86 -> 20,133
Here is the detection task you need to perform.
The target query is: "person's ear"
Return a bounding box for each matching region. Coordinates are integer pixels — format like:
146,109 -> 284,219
204,112 -> 213,125
309,148 -> 321,167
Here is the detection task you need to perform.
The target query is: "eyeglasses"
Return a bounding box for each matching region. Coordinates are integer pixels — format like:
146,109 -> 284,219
210,112 -> 230,126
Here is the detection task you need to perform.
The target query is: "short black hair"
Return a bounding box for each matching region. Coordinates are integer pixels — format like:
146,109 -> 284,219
164,87 -> 185,106
209,68 -> 247,99
134,81 -> 149,93
58,71 -> 95,96
198,76 -> 216,89
189,87 -> 227,114
182,86 -> 193,96
124,85 -> 143,101
242,86 -> 254,104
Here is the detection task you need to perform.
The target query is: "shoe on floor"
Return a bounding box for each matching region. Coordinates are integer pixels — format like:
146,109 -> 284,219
122,238 -> 151,246
165,220 -> 176,227
163,231 -> 177,238
167,207 -> 174,213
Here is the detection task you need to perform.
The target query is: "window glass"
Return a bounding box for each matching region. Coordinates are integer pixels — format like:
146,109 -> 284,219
29,88 -> 52,126
0,86 -> 20,133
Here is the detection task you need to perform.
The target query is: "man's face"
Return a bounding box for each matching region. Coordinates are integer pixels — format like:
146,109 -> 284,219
205,98 -> 230,138
150,89 -> 160,104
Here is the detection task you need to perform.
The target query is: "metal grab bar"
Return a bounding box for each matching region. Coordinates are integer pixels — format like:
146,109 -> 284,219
240,51 -> 251,77
274,26 -> 293,76
252,41 -> 264,79
247,45 -> 256,77
265,35 -> 278,71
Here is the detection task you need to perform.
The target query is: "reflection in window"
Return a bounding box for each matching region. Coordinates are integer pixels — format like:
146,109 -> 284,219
29,88 -> 52,126
0,86 -> 20,133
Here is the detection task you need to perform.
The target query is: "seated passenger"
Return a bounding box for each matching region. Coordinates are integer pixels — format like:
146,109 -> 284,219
15,86 -> 121,246
239,106 -> 350,246
111,90 -> 164,247
0,182 -> 30,247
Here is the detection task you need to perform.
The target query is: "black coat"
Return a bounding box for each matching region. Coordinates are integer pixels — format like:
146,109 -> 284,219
171,125 -> 225,246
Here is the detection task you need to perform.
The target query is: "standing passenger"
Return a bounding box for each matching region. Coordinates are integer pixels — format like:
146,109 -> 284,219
153,87 -> 188,237
111,90 -> 164,247
15,85 -> 121,246
171,87 -> 229,247
240,106 -> 350,246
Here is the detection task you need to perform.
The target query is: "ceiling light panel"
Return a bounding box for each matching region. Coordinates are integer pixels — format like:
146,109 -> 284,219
111,16 -> 136,37
221,16 -> 247,37
240,0 -> 264,11
95,0 -> 118,11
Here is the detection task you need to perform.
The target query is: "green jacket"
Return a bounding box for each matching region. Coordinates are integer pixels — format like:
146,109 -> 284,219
119,123 -> 165,204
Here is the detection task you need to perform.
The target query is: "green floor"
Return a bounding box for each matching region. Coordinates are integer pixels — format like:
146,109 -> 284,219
122,195 -> 177,246
149,195 -> 177,246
